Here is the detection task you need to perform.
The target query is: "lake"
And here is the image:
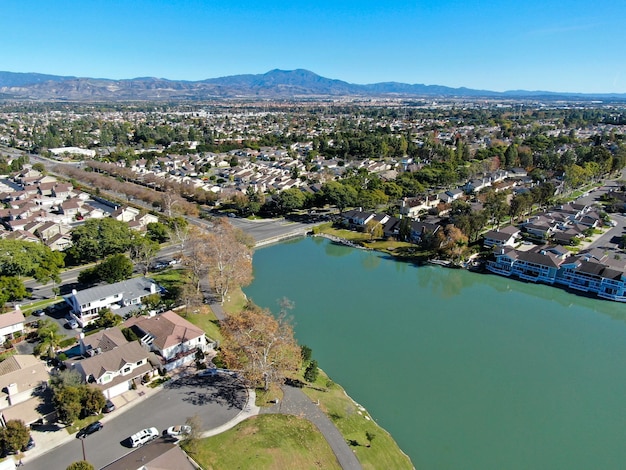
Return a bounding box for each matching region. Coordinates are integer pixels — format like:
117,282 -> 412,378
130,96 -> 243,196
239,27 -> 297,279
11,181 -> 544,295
244,236 -> 626,470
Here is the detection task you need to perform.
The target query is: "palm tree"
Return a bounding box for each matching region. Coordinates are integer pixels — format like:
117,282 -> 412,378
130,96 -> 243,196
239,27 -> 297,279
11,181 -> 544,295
34,318 -> 63,358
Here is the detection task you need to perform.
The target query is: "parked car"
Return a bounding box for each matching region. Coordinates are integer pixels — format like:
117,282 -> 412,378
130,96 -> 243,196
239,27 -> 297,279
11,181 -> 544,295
103,399 -> 115,413
22,436 -> 35,451
64,318 -> 79,329
129,427 -> 159,447
77,421 -> 103,438
198,368 -> 218,377
32,309 -> 45,317
165,425 -> 191,437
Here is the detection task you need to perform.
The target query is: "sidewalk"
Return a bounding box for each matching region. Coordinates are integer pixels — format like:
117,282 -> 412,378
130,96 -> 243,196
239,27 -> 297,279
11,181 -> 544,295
20,381 -> 162,466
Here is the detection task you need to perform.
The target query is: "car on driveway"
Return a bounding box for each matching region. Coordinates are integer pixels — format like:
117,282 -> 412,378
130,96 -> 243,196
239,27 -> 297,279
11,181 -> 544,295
103,399 -> 115,413
77,421 -> 103,438
64,318 -> 79,329
22,436 -> 35,451
165,425 -> 191,437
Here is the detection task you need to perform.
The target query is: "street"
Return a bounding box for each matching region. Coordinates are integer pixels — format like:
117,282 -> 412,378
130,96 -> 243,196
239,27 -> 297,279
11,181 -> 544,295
24,374 -> 247,470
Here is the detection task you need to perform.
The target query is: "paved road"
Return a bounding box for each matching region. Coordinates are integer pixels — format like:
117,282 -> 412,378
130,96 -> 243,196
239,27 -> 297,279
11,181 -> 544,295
24,374 -> 246,470
227,216 -> 321,245
263,385 -> 363,470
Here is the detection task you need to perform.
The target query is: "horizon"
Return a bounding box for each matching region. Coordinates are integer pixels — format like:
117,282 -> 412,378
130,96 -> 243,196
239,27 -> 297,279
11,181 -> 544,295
2,1 -> 625,94
3,68 -> 626,96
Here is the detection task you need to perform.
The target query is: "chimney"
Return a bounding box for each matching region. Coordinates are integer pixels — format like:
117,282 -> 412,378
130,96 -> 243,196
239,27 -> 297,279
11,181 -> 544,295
79,332 -> 86,355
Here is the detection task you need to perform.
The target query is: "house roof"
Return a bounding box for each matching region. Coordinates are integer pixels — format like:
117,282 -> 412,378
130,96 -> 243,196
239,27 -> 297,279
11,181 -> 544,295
101,440 -> 195,470
0,355 -> 48,396
124,310 -> 205,351
483,229 -> 515,242
65,277 -> 158,307
74,341 -> 150,380
518,250 -> 562,269
0,309 -> 26,329
81,327 -> 129,353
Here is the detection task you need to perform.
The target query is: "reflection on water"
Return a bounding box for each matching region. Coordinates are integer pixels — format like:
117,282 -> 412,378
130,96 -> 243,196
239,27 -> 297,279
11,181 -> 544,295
246,237 -> 626,470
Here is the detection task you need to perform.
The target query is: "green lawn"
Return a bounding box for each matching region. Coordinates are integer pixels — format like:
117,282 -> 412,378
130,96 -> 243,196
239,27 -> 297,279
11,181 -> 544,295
176,307 -> 223,343
183,414 -> 342,470
314,223 -> 371,242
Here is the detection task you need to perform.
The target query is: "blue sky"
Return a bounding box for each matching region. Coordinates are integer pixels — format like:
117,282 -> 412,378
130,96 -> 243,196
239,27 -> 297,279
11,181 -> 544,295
2,0 -> 625,93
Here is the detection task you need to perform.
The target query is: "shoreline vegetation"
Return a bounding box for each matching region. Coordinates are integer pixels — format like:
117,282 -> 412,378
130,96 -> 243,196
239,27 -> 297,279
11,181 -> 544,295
182,288 -> 415,470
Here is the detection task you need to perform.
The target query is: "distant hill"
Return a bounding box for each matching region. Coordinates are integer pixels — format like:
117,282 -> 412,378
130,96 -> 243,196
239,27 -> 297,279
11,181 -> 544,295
0,69 -> 624,101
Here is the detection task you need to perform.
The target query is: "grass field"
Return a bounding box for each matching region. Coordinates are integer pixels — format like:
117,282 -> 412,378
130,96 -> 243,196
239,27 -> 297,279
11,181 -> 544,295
176,305 -> 223,343
301,371 -> 414,470
183,414 -> 342,470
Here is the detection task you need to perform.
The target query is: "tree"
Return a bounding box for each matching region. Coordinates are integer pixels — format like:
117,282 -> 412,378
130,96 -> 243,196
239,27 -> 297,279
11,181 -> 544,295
81,387 -> 106,415
0,240 -> 64,282
181,227 -> 212,294
53,385 -> 82,424
67,218 -> 135,264
205,220 -> 253,304
78,254 -> 133,284
181,414 -> 203,454
95,254 -> 134,283
66,462 -> 95,470
93,308 -> 122,329
0,419 -> 30,455
321,181 -> 357,213
128,237 -> 160,274
365,219 -> 384,240
220,302 -> 301,391
434,224 -> 468,262
0,276 -> 28,308
34,318 -> 63,358
304,359 -> 319,382
276,188 -> 306,214
146,221 -> 170,243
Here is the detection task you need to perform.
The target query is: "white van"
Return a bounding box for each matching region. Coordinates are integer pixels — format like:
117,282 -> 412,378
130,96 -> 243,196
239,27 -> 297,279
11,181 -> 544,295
129,427 -> 159,447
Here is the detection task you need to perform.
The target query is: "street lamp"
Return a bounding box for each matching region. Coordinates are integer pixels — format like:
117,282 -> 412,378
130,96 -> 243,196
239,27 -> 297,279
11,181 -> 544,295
80,435 -> 86,461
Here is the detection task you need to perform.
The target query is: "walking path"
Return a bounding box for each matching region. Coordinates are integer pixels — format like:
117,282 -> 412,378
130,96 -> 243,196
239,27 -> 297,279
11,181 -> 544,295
262,385 -> 363,470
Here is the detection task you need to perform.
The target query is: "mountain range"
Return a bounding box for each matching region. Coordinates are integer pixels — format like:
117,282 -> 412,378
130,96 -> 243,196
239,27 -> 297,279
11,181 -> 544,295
0,69 -> 624,102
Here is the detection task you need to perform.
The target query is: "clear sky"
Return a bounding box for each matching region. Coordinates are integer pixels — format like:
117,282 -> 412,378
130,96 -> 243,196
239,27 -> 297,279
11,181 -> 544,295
2,0 -> 625,93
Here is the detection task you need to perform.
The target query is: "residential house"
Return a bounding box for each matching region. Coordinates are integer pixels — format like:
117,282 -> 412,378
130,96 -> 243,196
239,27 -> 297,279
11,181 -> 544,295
400,197 -> 437,218
100,440 -> 196,470
67,336 -> 155,399
123,310 -> 214,371
111,206 -> 140,223
464,178 -> 491,193
341,208 -> 376,229
408,220 -> 440,243
63,277 -> 161,327
0,309 -> 25,344
482,226 -> 520,248
0,355 -> 49,425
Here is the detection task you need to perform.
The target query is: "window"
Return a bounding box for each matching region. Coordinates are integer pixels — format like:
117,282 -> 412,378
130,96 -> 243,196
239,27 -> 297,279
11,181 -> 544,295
136,360 -> 143,366
123,367 -> 131,374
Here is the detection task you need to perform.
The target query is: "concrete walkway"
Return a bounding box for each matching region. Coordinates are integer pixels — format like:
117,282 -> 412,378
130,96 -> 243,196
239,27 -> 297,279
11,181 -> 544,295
262,385 -> 363,470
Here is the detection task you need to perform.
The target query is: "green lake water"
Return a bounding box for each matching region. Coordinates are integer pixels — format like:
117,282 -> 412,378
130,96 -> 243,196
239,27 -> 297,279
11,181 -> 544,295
244,236 -> 626,470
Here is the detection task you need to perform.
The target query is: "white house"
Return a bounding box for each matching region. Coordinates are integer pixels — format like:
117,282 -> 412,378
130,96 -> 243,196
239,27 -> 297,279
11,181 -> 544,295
0,309 -> 25,344
123,310 -> 214,371
63,277 -> 161,327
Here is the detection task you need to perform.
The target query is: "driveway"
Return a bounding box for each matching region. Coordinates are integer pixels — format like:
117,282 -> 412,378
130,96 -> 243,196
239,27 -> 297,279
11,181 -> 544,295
23,374 -> 247,470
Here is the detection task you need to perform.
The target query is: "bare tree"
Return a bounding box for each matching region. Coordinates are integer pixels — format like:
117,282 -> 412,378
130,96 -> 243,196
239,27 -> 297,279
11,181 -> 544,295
205,220 -> 253,304
220,302 -> 301,391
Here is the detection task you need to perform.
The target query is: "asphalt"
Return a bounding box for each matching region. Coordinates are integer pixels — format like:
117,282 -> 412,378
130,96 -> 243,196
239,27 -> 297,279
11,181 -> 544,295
17,367 -> 362,470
